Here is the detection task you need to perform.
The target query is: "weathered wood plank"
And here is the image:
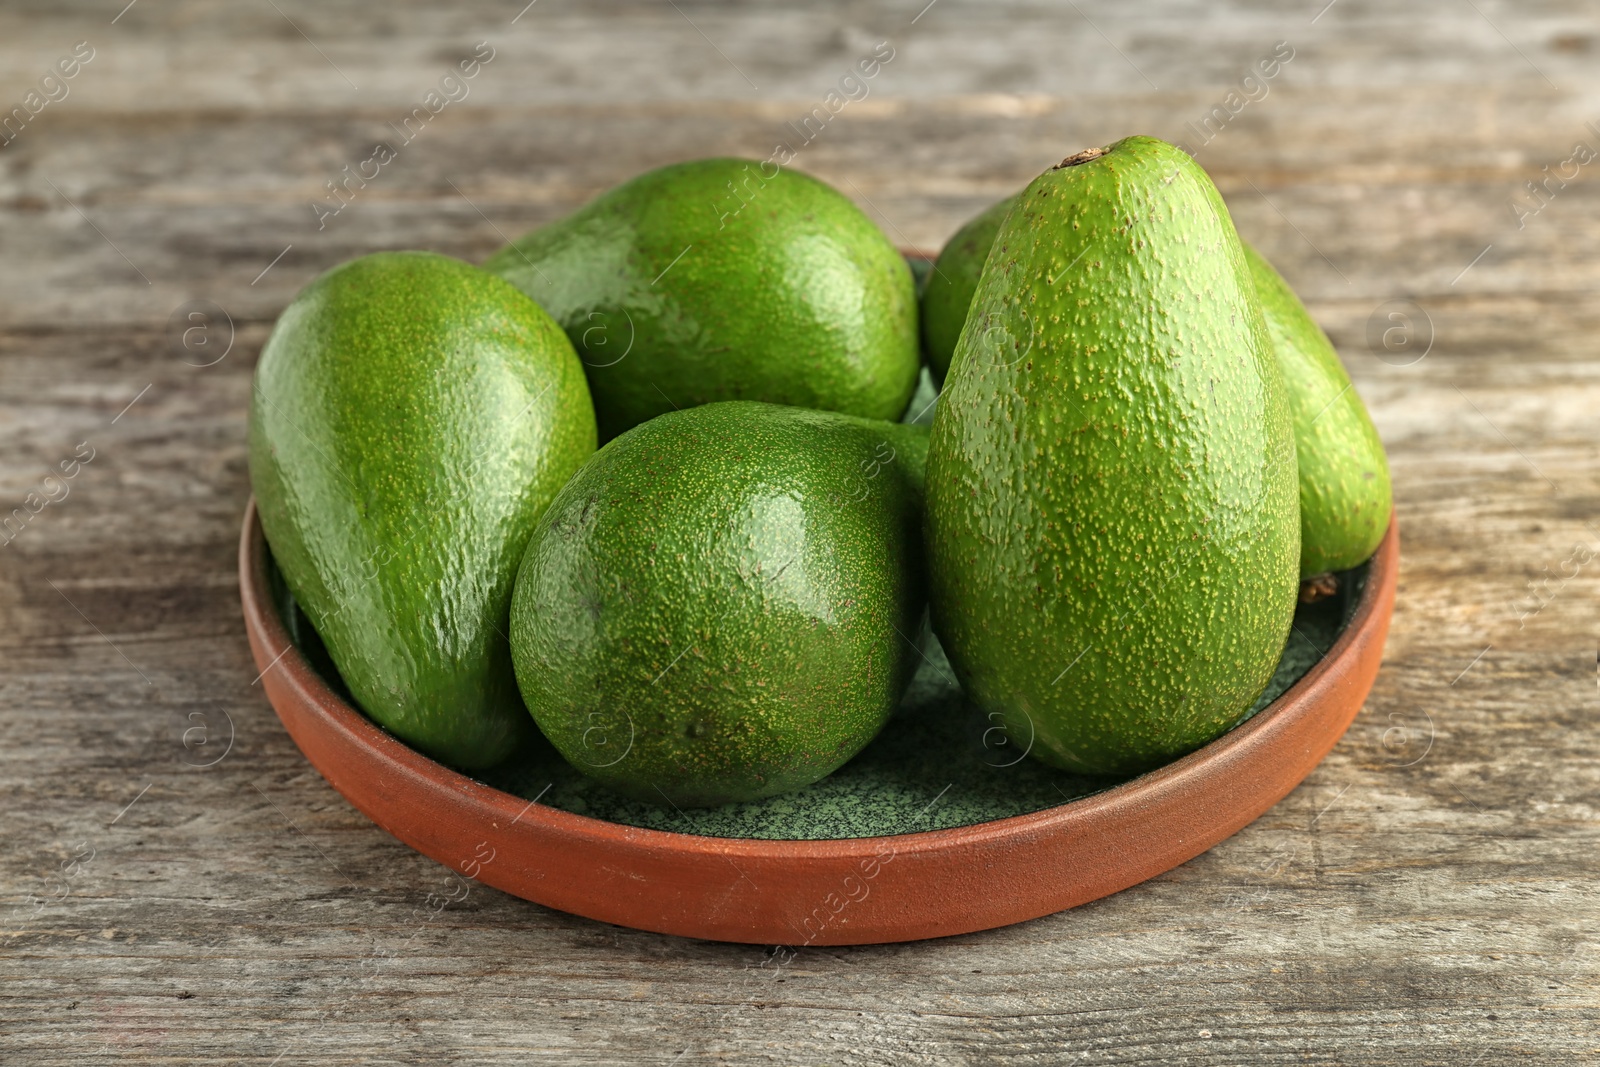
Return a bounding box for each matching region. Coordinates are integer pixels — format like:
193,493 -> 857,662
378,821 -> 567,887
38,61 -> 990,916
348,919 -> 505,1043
6,81 -> 1600,331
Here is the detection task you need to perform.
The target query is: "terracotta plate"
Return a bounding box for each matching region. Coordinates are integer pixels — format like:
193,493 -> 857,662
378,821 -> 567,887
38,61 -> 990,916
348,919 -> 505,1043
239,499 -> 1396,945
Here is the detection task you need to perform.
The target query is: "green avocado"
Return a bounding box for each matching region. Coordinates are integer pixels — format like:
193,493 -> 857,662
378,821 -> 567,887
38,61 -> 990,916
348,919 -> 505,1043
249,251 -> 597,769
1244,245 -> 1392,576
925,136 -> 1300,777
924,196 -> 1391,577
483,158 -> 920,440
920,195 -> 1016,383
509,401 -> 928,807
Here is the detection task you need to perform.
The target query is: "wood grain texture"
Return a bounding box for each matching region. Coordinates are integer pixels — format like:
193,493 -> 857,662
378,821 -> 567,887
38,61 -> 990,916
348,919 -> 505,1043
1,1 -> 1597,1063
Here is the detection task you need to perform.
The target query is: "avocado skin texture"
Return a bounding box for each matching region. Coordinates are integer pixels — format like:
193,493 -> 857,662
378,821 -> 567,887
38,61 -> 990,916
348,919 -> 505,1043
924,194 -> 1391,577
482,158 -> 920,441
249,251 -> 597,769
925,136 -> 1300,778
509,401 -> 927,807
920,195 -> 1017,384
1244,245 -> 1392,576
928,199 -> 1388,585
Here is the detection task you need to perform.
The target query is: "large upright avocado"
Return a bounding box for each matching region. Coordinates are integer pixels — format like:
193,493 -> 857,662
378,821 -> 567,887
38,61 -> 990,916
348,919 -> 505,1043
249,251 -> 597,769
925,136 -> 1300,778
920,195 -> 1017,384
509,401 -> 928,807
1244,245 -> 1392,576
923,193 -> 1391,577
483,158 -> 920,440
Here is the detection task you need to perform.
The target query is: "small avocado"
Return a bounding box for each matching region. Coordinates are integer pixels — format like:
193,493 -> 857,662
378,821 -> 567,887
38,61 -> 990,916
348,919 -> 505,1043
483,158 -> 920,440
925,137 -> 1300,778
509,401 -> 928,807
250,251 -> 597,769
1244,245 -> 1392,576
920,195 -> 1017,383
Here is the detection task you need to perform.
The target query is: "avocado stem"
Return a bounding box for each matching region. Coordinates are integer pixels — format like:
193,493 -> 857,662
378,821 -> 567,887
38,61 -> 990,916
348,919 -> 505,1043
1054,147 -> 1107,169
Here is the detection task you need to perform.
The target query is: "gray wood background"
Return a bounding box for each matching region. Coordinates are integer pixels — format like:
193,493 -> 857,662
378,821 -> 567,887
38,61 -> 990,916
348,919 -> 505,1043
2,1 -> 1597,1063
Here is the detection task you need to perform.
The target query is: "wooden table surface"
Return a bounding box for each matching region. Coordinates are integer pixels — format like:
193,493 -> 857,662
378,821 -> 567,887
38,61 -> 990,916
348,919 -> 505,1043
3,1 -> 1597,1063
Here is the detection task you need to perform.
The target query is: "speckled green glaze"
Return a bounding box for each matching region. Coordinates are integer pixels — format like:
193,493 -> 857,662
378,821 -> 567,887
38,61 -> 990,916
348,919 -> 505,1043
482,158 -> 920,441
920,195 -> 1017,384
1245,245 -> 1392,577
925,136 -> 1300,778
273,552 -> 1365,839
249,251 -> 597,770
508,401 -> 928,807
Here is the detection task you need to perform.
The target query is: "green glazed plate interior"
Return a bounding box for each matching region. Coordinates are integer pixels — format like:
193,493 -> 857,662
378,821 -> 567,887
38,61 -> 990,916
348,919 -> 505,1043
269,551 -> 1366,841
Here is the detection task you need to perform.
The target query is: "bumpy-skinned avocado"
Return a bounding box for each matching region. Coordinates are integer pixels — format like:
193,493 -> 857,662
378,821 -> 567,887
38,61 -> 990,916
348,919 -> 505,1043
920,195 -> 1017,383
1244,245 -> 1392,576
925,136 -> 1300,778
250,251 -> 597,769
509,401 -> 928,807
925,195 -> 1391,576
483,158 -> 920,440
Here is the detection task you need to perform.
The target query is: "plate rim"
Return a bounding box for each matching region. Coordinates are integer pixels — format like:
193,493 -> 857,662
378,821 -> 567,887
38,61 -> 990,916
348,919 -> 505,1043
241,501 -> 1396,940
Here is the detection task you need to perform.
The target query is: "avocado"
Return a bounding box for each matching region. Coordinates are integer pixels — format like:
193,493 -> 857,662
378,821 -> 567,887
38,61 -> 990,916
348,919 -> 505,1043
925,196 -> 1391,577
483,158 -> 920,440
1244,245 -> 1392,576
509,401 -> 928,807
925,137 -> 1300,777
250,251 -> 597,769
920,195 -> 1017,383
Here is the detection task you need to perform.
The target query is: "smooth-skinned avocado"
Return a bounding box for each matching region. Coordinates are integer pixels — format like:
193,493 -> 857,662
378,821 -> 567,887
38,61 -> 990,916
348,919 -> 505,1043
1244,244 -> 1392,576
250,251 -> 597,769
925,136 -> 1300,778
921,195 -> 1017,384
483,158 -> 920,440
509,401 -> 928,807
